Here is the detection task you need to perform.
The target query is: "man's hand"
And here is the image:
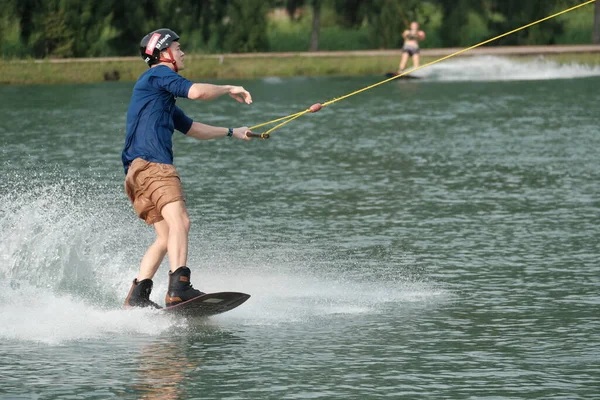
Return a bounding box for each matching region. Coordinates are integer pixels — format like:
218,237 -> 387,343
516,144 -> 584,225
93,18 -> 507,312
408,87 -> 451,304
229,86 -> 253,104
233,127 -> 252,140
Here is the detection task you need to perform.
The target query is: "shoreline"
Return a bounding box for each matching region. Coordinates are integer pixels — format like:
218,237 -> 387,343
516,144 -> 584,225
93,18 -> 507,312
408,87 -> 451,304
2,45 -> 600,85
16,44 -> 600,63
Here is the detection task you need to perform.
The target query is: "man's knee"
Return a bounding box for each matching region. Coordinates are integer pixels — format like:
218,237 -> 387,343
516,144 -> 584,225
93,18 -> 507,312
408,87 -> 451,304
168,214 -> 190,234
154,234 -> 169,251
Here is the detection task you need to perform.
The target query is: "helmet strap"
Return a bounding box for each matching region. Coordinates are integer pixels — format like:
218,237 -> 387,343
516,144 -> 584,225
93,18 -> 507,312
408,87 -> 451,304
158,48 -> 178,72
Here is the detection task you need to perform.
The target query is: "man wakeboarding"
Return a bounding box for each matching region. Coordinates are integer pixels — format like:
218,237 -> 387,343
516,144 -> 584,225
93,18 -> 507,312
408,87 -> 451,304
122,28 -> 253,309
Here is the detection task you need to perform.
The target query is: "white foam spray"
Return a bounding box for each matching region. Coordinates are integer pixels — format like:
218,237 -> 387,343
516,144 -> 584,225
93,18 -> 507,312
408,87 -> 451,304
0,168 -> 448,344
411,55 -> 600,81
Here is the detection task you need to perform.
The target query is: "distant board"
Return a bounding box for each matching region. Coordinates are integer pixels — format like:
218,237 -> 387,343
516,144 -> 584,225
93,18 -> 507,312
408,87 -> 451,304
385,72 -> 421,79
162,292 -> 250,317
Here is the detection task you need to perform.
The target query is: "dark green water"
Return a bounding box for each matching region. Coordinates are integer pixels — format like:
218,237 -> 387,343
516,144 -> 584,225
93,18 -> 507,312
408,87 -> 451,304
1,58 -> 599,399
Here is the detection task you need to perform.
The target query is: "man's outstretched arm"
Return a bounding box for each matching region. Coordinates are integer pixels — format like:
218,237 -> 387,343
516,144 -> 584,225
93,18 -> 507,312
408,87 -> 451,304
187,84 -> 252,104
186,122 -> 251,141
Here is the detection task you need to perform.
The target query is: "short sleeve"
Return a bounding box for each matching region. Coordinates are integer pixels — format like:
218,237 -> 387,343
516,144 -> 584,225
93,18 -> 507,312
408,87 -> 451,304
151,66 -> 194,98
173,106 -> 193,134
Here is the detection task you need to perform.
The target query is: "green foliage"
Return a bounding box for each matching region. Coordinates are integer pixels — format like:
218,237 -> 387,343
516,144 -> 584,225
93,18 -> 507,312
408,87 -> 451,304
437,0 -> 474,47
460,10 -> 491,45
223,0 -> 269,52
332,0 -> 369,28
408,1 -> 443,48
554,1 -> 595,44
367,0 -> 406,48
366,0 -> 443,49
267,3 -> 371,51
319,26 -> 370,50
267,24 -> 370,52
0,0 -> 597,59
285,0 -> 306,21
0,3 -> 26,58
267,17 -> 311,51
31,9 -> 75,58
486,0 -> 563,45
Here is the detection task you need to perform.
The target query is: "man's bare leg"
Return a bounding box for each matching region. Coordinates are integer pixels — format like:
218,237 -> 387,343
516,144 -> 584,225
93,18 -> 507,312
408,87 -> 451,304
137,219 -> 169,281
125,219 -> 168,308
160,200 -> 190,272
160,200 -> 204,306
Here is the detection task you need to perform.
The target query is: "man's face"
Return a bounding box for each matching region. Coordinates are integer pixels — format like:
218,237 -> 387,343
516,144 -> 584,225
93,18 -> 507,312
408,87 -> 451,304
163,41 -> 185,70
410,22 -> 419,31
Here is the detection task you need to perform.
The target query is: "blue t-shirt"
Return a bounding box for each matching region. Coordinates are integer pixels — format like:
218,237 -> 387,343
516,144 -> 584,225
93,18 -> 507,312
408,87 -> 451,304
122,65 -> 194,174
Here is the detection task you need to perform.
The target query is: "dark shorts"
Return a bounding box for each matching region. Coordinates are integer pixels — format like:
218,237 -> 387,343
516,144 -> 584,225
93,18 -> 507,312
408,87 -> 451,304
124,158 -> 184,225
402,46 -> 420,56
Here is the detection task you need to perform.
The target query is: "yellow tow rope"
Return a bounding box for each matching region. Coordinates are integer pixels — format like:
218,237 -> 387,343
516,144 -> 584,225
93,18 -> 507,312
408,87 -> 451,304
249,0 -> 596,139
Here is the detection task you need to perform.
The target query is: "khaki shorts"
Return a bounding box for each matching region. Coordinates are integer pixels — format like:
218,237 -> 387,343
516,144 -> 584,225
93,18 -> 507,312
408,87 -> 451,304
124,158 -> 184,225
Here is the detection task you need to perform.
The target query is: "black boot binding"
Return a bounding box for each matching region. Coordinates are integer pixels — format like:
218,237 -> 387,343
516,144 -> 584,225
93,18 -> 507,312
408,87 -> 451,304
165,266 -> 205,307
124,279 -> 162,309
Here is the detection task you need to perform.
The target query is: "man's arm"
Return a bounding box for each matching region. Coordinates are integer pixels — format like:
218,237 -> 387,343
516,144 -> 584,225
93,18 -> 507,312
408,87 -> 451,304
185,122 -> 251,141
187,83 -> 252,104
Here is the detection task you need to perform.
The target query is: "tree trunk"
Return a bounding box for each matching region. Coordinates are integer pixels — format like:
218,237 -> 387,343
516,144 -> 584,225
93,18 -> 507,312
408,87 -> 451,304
594,0 -> 600,44
309,0 -> 321,51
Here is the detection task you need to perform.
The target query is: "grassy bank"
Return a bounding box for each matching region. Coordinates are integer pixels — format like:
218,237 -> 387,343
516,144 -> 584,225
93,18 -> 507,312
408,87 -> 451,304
2,52 -> 600,85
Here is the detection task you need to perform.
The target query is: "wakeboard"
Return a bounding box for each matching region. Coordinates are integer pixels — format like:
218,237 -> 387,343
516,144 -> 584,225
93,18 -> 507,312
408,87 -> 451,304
385,72 -> 420,79
162,292 -> 250,317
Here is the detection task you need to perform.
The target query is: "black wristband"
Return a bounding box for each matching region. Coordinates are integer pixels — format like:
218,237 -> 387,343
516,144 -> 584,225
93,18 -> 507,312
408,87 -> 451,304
227,127 -> 233,137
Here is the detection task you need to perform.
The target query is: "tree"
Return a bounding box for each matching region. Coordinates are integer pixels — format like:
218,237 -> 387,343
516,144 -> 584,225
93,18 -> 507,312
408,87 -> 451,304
435,0 -> 490,47
367,0 -> 406,48
110,0 -> 160,56
595,0 -> 600,44
283,0 -> 322,51
223,0 -> 269,52
285,0 -> 305,21
309,0 -> 322,51
15,0 -> 43,46
486,0 -> 565,46
332,0 -> 368,28
1,0 -> 594,58
34,9 -> 74,57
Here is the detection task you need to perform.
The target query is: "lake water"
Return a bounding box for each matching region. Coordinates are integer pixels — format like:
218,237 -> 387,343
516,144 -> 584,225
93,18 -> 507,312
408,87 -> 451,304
1,56 -> 599,399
